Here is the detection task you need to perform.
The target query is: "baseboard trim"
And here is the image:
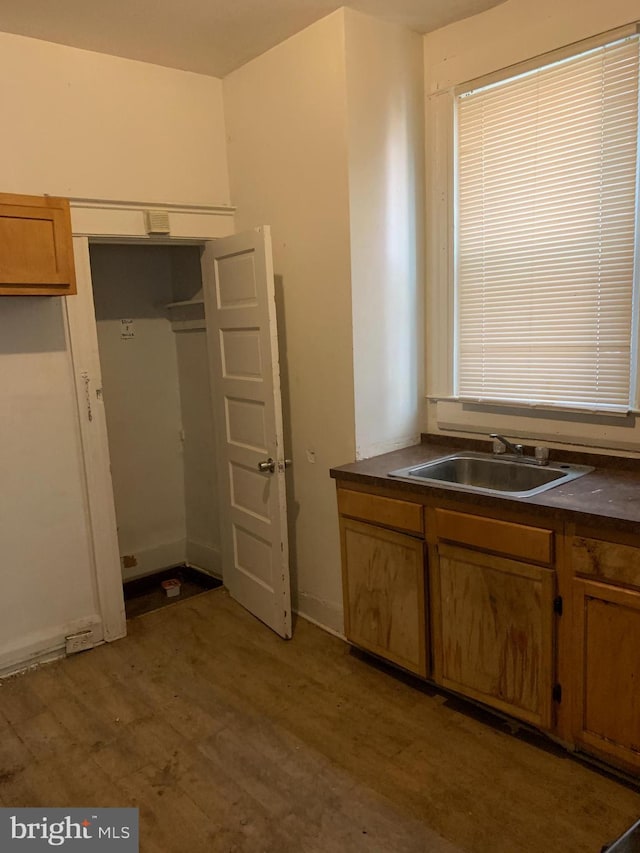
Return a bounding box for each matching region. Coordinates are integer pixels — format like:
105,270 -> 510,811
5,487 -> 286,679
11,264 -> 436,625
0,616 -> 103,679
294,592 -> 344,639
186,540 -> 222,578
295,609 -> 346,641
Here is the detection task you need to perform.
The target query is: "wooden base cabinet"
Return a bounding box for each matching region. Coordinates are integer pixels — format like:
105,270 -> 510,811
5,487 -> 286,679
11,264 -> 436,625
433,544 -> 556,728
340,517 -> 428,678
334,478 -> 640,777
572,578 -> 640,772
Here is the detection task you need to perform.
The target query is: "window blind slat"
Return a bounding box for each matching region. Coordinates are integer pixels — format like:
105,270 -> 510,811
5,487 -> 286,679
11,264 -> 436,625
455,35 -> 640,410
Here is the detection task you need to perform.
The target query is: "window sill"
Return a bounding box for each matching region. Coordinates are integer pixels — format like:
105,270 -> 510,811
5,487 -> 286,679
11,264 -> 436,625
429,398 -> 640,454
429,396 -> 634,419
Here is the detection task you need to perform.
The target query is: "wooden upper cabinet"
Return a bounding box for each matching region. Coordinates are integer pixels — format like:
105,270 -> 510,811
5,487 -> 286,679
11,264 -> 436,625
0,192 -> 76,295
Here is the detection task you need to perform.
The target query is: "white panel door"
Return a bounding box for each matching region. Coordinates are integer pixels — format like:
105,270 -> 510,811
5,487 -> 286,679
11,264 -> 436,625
202,227 -> 291,638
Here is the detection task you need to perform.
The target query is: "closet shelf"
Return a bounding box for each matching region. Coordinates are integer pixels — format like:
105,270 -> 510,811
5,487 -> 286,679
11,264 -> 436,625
165,297 -> 205,309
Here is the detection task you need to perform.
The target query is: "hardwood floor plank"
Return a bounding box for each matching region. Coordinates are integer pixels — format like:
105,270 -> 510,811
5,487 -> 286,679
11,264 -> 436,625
96,714 -> 205,781
0,677 -> 46,726
117,762 -> 224,853
0,589 -> 638,853
0,723 -> 31,789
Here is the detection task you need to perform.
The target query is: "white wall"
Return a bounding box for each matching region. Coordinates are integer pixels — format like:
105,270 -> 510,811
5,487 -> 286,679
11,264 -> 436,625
169,248 -> 221,576
423,0 -> 640,454
0,32 -> 229,672
0,31 -> 229,205
91,244 -> 218,580
171,245 -> 221,576
90,244 -> 219,581
424,0 -> 640,95
0,298 -> 100,672
91,245 -> 187,580
224,9 -> 426,632
224,11 -> 356,633
344,9 -> 425,459
176,328 -> 220,576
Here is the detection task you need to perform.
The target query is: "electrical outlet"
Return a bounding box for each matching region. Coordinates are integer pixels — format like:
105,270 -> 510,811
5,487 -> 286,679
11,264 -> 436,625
65,629 -> 94,655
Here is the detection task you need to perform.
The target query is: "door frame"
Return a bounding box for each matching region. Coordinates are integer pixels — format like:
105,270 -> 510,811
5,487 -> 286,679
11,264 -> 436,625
67,199 -> 235,641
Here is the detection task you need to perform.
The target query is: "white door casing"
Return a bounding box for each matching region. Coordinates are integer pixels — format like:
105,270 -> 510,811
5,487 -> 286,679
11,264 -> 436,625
67,236 -> 126,642
69,210 -> 229,645
69,207 -> 291,645
202,227 -> 292,639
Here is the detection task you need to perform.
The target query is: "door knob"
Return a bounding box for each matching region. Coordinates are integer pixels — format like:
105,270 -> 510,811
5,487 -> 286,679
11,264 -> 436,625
258,458 -> 276,473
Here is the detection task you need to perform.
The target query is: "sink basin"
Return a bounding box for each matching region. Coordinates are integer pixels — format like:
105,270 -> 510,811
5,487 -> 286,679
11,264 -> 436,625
389,452 -> 593,498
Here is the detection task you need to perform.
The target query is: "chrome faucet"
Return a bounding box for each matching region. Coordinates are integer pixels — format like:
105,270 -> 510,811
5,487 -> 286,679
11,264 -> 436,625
490,433 -> 524,456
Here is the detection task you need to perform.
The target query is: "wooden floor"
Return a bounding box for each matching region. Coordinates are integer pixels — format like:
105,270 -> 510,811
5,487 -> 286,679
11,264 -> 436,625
0,590 -> 638,853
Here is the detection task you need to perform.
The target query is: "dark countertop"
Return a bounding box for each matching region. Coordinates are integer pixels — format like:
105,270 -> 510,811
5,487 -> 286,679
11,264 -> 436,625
330,436 -> 640,533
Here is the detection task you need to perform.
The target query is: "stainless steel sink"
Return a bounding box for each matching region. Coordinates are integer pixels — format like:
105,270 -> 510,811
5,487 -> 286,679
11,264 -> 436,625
389,451 -> 593,498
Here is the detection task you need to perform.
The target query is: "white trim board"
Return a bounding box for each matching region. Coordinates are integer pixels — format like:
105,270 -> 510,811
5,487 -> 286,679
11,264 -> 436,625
0,616 -> 103,679
67,237 -> 127,642
295,592 -> 344,637
71,198 -> 236,241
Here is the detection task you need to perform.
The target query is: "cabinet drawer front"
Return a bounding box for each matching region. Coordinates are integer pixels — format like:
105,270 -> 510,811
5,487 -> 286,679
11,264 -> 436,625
572,537 -> 640,590
435,508 -> 553,565
337,488 -> 423,535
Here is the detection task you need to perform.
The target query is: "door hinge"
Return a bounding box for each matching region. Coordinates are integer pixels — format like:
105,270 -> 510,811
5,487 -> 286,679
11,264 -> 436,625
552,684 -> 562,703
553,595 -> 563,616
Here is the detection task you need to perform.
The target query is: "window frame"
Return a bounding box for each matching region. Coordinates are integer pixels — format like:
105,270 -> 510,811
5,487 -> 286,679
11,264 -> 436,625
425,22 -> 640,451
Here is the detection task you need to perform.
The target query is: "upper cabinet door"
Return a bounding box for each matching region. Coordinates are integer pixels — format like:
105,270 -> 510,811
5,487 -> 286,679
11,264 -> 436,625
202,227 -> 292,639
0,192 -> 76,295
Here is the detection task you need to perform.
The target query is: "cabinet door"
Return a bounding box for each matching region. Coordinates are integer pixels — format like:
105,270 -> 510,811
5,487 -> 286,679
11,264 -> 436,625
572,578 -> 640,772
340,518 -> 428,677
0,192 -> 76,295
434,544 -> 555,728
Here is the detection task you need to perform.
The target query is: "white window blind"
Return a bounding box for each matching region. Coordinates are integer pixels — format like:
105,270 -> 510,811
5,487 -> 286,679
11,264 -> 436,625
455,35 -> 640,412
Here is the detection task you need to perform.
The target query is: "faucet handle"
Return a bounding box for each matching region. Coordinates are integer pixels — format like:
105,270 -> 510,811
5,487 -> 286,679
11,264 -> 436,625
489,433 -> 524,456
534,446 -> 550,465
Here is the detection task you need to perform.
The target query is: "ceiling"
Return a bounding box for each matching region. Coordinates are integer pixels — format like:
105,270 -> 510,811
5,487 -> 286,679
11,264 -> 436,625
0,0 -> 505,78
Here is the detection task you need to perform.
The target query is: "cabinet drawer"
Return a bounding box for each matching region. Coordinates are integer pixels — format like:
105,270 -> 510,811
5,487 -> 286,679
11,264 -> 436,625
337,488 -> 423,535
435,508 -> 554,565
572,536 -> 640,590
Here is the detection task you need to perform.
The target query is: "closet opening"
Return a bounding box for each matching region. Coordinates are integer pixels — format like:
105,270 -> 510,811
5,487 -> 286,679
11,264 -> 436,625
89,243 -> 222,618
